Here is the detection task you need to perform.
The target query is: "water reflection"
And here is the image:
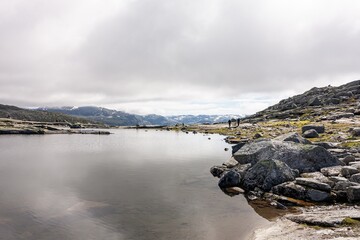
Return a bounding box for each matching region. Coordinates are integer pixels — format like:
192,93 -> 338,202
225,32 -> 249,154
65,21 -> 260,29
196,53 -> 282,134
0,130 -> 268,240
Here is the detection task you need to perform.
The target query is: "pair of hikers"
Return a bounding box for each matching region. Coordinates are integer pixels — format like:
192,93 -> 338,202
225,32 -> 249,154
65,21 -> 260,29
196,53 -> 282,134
228,118 -> 240,128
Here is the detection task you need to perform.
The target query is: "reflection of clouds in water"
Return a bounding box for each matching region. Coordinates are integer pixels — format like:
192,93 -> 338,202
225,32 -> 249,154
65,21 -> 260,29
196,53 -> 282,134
0,131 -> 267,240
8,189 -> 125,240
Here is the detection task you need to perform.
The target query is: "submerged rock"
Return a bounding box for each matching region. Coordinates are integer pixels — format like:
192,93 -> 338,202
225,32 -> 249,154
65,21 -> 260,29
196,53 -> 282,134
233,139 -> 342,173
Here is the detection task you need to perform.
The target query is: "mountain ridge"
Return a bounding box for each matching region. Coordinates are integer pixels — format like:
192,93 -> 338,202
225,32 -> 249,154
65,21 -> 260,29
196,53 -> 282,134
38,106 -> 243,126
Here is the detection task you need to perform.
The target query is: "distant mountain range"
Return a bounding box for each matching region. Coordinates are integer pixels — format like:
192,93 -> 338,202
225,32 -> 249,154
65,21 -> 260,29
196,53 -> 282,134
38,106 -> 243,126
0,104 -> 94,124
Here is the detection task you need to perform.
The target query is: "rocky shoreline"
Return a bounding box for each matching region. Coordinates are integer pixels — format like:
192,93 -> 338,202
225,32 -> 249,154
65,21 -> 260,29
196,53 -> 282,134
0,118 -> 111,135
210,124 -> 360,238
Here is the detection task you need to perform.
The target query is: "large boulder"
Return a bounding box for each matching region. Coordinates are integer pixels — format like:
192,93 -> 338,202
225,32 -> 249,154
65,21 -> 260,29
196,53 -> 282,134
274,132 -> 311,144
233,139 -> 342,173
242,159 -> 296,191
272,182 -> 307,200
302,124 -> 325,134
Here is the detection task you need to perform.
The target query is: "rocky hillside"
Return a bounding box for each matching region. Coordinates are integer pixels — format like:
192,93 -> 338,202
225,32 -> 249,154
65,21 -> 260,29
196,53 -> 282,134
0,104 -> 94,124
246,80 -> 360,121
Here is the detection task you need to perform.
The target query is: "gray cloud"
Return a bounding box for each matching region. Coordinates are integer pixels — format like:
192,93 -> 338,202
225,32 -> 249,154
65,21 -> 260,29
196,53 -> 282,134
0,0 -> 359,114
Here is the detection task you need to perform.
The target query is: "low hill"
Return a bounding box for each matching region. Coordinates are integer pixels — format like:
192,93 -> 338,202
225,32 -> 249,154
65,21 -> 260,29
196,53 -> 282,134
0,104 -> 94,124
245,80 -> 360,121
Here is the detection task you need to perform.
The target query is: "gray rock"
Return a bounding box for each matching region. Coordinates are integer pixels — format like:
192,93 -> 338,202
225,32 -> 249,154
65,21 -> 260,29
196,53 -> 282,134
333,181 -> 360,191
218,170 -> 242,189
274,132 -> 311,144
231,141 -> 247,154
300,171 -> 326,180
349,173 -> 360,184
328,112 -> 355,120
302,129 -> 319,138
223,187 -> 244,196
272,182 -> 307,200
306,189 -> 332,202
347,185 -> 360,202
343,155 -> 356,165
321,166 -> 343,177
329,98 -> 341,105
351,128 -> 360,137
302,124 -> 325,134
300,171 -> 334,187
286,205 -> 360,227
242,159 -> 296,191
210,165 -> 227,178
222,157 -> 239,168
341,166 -> 359,178
234,139 -> 342,173
328,176 -> 349,183
232,163 -> 251,176
253,133 -> 263,139
295,178 -> 331,192
349,163 -> 360,170
312,142 -> 338,149
308,97 -> 322,106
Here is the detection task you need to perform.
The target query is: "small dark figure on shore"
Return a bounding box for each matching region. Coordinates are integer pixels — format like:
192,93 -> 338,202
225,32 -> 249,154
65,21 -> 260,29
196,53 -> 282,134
228,119 -> 231,128
237,118 -> 240,127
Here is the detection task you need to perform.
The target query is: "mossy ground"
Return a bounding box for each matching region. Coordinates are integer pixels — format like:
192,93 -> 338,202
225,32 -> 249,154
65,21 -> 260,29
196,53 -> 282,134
170,117 -> 360,148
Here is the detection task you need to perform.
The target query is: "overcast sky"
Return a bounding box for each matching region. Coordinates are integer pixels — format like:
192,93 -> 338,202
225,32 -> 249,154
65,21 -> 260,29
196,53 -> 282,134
1,0 -> 359,115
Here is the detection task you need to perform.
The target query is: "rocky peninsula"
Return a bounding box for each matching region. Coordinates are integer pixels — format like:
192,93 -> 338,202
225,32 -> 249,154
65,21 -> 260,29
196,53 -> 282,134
174,80 -> 360,239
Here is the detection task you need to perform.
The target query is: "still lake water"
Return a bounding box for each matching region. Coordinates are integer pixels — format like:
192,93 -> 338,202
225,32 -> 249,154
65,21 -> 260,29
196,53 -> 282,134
0,129 -> 268,240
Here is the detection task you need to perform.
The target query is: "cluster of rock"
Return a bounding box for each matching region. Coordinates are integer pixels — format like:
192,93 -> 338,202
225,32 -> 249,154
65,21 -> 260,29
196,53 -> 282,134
211,130 -> 360,206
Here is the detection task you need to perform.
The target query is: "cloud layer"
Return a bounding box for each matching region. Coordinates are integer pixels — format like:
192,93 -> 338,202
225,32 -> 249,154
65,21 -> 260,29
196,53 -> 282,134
1,0 -> 360,115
